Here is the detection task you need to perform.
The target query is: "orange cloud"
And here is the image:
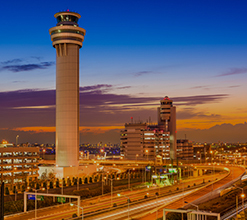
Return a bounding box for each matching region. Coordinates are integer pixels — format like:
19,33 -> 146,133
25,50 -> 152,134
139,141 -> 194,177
12,126 -> 124,134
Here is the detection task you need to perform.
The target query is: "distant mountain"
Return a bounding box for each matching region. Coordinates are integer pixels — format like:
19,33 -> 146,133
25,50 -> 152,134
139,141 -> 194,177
177,122 -> 247,143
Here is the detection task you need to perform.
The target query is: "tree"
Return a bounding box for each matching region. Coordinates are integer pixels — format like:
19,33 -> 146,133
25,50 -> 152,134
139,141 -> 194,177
48,172 -> 55,180
41,172 -> 47,180
5,186 -> 9,195
20,185 -> 25,193
79,178 -> 82,184
56,179 -> 59,188
49,181 -> 53,189
84,177 -> 88,184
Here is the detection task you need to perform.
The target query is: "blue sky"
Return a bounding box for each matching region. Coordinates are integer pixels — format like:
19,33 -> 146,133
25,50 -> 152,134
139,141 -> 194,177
0,0 -> 247,144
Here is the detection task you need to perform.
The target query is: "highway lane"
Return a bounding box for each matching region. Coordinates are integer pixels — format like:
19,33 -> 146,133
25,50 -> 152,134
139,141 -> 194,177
137,165 -> 245,220
31,173 -> 227,220
85,189 -> 198,220
4,166 -> 228,220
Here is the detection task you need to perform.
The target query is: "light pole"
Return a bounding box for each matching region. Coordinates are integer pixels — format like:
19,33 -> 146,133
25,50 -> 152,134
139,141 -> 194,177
61,179 -> 64,195
16,135 -> 19,146
70,203 -> 83,220
234,185 -> 245,213
117,194 -> 130,220
128,169 -> 130,190
77,177 -> 79,191
210,150 -> 213,163
136,154 -> 139,162
102,174 -> 104,195
145,150 -> 149,161
42,149 -> 46,159
32,188 -> 45,220
197,151 -> 202,164
109,178 -> 114,207
155,193 -> 158,219
184,201 -> 199,219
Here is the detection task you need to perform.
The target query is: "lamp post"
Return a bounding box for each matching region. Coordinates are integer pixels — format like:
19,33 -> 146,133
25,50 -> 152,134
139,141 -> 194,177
102,174 -> 104,196
234,185 -> 245,213
42,149 -> 46,159
77,177 -> 79,191
155,193 -> 158,219
32,188 -> 45,220
16,135 -> 19,146
70,203 -> 83,220
109,178 -> 114,207
197,151 -> 202,164
184,201 -> 199,219
136,154 -> 139,162
128,169 -> 130,190
117,194 -> 130,220
145,150 -> 149,161
210,150 -> 213,163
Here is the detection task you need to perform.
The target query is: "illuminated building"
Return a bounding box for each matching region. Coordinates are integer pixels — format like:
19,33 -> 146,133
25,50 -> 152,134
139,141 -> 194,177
120,96 -> 176,161
49,10 -> 86,168
0,146 -> 39,184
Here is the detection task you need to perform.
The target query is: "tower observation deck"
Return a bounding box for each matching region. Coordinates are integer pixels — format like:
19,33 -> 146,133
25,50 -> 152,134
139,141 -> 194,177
49,11 -> 86,168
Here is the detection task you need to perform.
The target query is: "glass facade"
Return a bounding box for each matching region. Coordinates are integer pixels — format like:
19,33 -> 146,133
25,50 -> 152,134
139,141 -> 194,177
56,15 -> 78,24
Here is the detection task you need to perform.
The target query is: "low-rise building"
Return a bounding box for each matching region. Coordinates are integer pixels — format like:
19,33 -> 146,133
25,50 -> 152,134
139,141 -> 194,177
176,139 -> 193,161
0,146 -> 39,184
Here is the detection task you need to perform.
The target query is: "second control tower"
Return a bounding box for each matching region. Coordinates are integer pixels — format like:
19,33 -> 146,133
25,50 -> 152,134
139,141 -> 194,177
49,10 -> 86,168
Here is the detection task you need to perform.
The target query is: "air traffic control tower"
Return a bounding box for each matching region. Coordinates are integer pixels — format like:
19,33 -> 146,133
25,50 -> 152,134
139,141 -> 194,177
49,10 -> 86,171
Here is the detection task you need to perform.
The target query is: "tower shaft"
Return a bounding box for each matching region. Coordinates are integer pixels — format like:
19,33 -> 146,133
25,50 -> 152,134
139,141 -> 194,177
56,44 -> 80,167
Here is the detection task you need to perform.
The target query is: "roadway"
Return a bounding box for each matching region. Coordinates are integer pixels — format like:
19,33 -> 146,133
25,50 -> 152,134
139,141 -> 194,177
5,165 -> 243,220
5,168 -> 227,220
137,165 -> 245,220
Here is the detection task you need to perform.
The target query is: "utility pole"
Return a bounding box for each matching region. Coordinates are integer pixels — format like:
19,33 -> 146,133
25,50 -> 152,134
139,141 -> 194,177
0,182 -> 4,220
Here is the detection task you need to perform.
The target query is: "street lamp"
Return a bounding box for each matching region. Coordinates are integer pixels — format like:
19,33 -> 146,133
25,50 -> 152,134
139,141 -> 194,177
145,150 -> 149,161
117,194 -> 130,220
210,150 -> 213,163
31,188 -> 45,220
197,151 -> 202,164
184,201 -> 199,219
128,169 -> 130,190
136,154 -> 139,162
109,178 -> 114,207
234,185 -> 245,213
155,192 -> 159,219
16,135 -> 19,146
70,203 -> 83,220
42,149 -> 46,159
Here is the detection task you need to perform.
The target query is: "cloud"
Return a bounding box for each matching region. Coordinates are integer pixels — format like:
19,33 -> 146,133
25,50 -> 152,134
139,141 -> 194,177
80,84 -> 113,92
177,109 -> 221,120
116,86 -> 132,90
134,70 -> 153,77
172,94 -> 228,106
217,68 -> 247,77
228,85 -> 240,88
12,80 -> 27,83
1,62 -> 55,72
190,85 -> 211,90
0,85 -> 230,136
31,56 -> 42,61
1,59 -> 23,65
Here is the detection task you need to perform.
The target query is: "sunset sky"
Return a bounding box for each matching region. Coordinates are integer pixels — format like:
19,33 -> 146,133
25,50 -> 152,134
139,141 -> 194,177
0,0 -> 247,144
